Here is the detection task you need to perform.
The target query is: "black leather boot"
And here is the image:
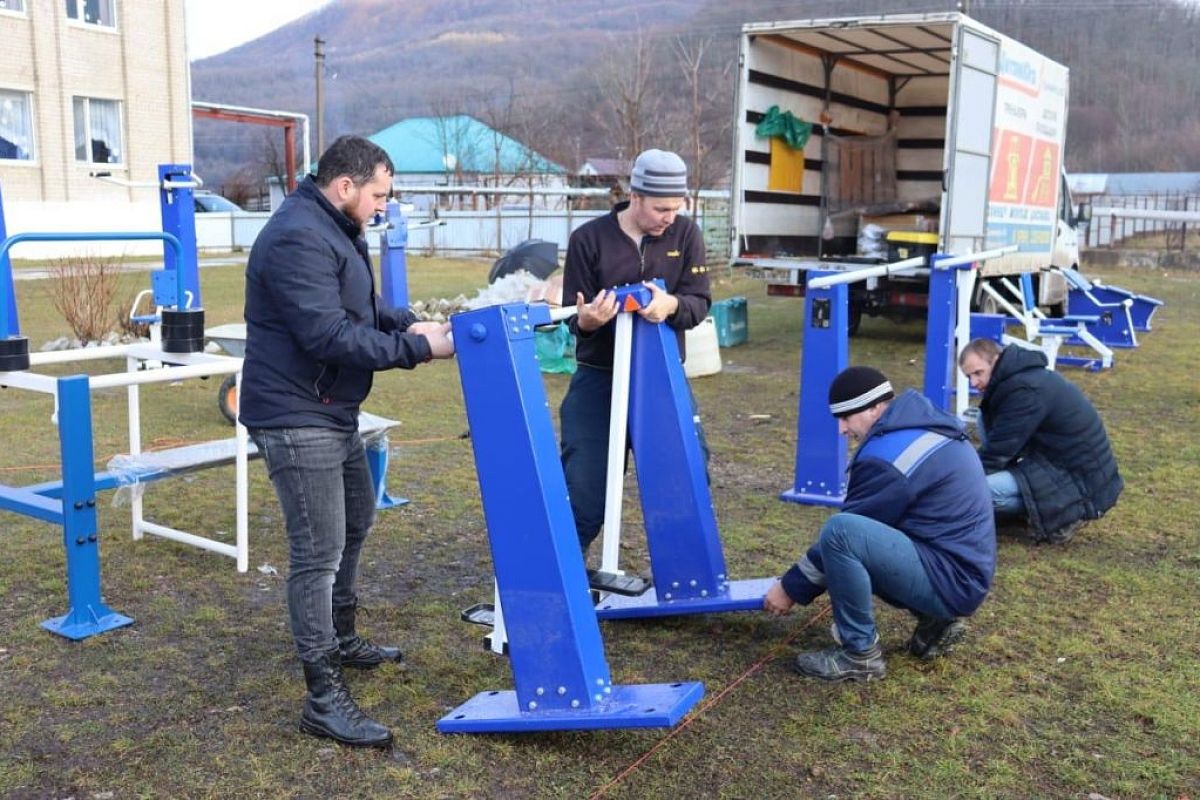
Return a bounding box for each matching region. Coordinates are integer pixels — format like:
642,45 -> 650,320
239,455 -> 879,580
299,650 -> 393,747
333,601 -> 403,669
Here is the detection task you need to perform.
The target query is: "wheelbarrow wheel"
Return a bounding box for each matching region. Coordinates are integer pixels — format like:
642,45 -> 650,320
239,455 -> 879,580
218,374 -> 239,425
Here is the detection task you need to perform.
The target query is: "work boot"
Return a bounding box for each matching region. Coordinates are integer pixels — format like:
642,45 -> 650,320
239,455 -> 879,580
334,601 -> 402,669
793,636 -> 886,682
1044,519 -> 1087,545
300,651 -> 393,748
907,615 -> 966,660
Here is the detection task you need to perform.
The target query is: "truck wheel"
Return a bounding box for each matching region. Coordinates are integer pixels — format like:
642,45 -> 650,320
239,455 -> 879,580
218,374 -> 239,425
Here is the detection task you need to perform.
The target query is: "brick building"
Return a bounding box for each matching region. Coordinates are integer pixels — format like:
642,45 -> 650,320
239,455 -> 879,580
0,0 -> 191,255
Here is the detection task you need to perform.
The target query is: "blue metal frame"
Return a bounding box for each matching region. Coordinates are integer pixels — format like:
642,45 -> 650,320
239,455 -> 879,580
40,376 -> 134,639
594,283 -> 775,619
0,164 -> 209,640
157,165 -> 201,309
379,199 -> 409,310
780,272 -> 849,506
782,259 -> 965,506
441,301 -> 702,733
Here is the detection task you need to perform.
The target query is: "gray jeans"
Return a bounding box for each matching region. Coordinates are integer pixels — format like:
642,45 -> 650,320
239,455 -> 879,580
250,426 -> 375,662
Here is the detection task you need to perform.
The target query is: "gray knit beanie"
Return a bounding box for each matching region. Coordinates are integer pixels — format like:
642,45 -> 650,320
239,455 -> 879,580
630,149 -> 688,197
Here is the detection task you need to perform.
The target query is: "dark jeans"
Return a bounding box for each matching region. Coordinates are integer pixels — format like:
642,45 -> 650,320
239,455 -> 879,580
559,364 -> 709,553
250,426 -> 375,662
817,513 -> 952,652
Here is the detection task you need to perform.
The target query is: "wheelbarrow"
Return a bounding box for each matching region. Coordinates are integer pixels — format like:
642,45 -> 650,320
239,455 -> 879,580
204,322 -> 246,424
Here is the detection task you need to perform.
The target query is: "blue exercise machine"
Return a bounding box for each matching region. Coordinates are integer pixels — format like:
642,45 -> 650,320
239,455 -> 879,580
440,296 -> 705,733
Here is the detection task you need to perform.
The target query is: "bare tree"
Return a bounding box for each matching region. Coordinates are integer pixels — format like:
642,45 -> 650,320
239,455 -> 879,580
593,29 -> 660,161
672,34 -> 735,201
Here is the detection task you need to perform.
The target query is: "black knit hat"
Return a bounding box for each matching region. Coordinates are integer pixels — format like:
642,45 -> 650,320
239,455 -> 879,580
828,366 -> 894,418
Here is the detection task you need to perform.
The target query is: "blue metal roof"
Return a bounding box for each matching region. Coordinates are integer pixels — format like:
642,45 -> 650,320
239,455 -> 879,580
368,115 -> 564,175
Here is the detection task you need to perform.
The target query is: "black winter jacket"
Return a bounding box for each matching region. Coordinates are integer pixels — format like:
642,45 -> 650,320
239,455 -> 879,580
563,201 -> 710,369
239,177 -> 432,431
979,345 -> 1123,537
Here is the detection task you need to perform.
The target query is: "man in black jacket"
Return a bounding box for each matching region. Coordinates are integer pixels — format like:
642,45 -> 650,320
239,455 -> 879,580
959,339 -> 1123,544
242,136 -> 454,748
560,149 -> 711,561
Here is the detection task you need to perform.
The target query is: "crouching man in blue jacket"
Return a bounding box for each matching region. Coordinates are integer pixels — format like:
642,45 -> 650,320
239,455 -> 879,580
241,136 -> 455,747
763,367 -> 995,681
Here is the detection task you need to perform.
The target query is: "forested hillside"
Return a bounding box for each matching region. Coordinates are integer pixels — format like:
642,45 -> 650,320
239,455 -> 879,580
190,0 -> 1200,188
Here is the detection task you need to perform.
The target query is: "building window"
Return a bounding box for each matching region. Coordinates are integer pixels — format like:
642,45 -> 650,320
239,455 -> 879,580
0,1 -> 28,13
65,0 -> 115,27
0,90 -> 35,161
73,97 -> 122,164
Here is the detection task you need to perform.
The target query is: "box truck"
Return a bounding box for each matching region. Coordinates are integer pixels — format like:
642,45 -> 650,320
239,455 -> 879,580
730,12 -> 1091,331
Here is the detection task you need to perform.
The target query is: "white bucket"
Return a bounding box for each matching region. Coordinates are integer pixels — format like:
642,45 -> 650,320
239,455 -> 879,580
684,317 -> 722,378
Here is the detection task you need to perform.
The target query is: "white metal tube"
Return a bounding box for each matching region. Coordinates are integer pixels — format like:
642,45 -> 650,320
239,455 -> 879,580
234,376 -> 249,573
1093,207 -> 1200,223
126,356 -> 145,541
0,370 -> 59,394
807,256 -> 927,288
136,520 -> 238,560
934,244 -> 1019,270
600,313 -> 634,576
87,361 -> 239,390
30,344 -> 134,364
954,269 -> 977,419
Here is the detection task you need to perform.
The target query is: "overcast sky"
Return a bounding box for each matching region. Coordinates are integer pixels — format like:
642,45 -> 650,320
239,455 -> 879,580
184,0 -> 333,61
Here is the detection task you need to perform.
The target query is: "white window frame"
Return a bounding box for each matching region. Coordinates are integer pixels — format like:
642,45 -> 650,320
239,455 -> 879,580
72,96 -> 124,166
64,0 -> 117,29
0,0 -> 28,17
0,88 -> 37,163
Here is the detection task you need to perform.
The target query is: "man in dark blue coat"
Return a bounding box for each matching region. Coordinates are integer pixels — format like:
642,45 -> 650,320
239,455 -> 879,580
959,339 -> 1123,544
764,367 -> 995,681
241,136 -> 454,748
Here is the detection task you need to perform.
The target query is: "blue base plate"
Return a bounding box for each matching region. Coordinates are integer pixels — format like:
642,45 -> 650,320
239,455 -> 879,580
779,487 -> 844,507
42,606 -> 134,641
595,577 -> 774,619
437,681 -> 704,733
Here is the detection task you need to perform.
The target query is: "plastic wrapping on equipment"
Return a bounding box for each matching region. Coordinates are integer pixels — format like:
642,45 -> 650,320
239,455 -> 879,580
858,223 -> 888,258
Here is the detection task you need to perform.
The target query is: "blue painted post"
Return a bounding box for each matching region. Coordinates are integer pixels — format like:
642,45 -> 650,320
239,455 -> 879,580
923,254 -> 960,412
364,436 -> 406,510
379,199 -> 409,309
157,164 -> 201,309
780,271 -> 848,506
41,376 -> 133,640
440,302 -> 703,733
0,183 -> 19,338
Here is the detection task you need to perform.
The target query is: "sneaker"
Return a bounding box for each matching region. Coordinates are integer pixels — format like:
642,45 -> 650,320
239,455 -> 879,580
1044,519 -> 1087,545
907,615 -> 966,660
793,638 -> 886,682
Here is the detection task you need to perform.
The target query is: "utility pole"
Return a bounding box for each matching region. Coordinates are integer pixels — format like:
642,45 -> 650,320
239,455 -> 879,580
314,36 -> 325,155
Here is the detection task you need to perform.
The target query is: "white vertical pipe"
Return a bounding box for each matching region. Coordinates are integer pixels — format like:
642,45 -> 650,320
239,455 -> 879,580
126,356 -> 145,541
954,269 -> 976,419
234,370 -> 249,573
600,312 -> 633,575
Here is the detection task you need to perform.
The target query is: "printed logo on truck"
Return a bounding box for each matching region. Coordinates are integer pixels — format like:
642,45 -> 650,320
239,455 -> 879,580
986,39 -> 1068,255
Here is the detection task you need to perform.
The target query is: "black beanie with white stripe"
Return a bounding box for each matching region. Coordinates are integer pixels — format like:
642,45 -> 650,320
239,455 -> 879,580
828,366 -> 894,418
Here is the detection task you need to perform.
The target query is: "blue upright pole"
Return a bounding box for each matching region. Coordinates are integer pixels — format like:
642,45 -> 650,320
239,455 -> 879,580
0,183 -> 19,338
923,254 -> 961,412
41,375 -> 133,640
157,164 -> 200,309
378,199 -> 409,309
440,302 -> 702,733
780,271 -> 849,506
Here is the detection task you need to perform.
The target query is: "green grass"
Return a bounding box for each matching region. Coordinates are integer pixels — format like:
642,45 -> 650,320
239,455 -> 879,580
0,255 -> 1197,799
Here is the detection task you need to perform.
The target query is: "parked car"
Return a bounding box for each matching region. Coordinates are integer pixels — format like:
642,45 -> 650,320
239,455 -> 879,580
194,192 -> 244,213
